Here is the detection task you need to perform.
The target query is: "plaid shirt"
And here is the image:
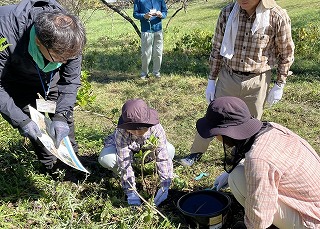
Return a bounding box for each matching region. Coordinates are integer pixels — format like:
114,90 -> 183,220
104,124 -> 173,193
244,122 -> 320,228
209,3 -> 294,83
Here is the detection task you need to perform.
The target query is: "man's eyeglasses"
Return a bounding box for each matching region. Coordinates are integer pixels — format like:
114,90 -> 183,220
44,45 -> 76,63
44,45 -> 56,62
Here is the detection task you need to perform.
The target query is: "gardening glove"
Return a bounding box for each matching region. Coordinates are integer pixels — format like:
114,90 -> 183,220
19,119 -> 42,141
127,192 -> 141,206
266,83 -> 285,107
213,172 -> 229,191
205,79 -> 216,104
49,120 -> 70,148
154,186 -> 169,206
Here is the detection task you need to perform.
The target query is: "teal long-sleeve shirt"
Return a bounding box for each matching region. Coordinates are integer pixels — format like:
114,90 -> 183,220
133,0 -> 167,33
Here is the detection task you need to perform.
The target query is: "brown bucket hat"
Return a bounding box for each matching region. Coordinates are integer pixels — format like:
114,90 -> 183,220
196,97 -> 263,140
262,0 -> 277,8
117,99 -> 159,130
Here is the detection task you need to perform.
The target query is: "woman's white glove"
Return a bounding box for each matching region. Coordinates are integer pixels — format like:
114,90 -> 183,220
213,172 -> 229,191
205,79 -> 216,103
266,83 -> 285,107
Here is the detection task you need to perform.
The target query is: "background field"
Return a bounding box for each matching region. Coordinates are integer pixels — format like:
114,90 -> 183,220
0,0 -> 319,228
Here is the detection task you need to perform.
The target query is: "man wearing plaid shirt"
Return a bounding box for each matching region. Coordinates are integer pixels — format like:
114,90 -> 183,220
181,0 -> 295,167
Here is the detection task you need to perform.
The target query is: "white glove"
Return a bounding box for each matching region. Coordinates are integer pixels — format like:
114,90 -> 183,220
205,79 -> 216,104
266,83 -> 285,107
213,172 -> 229,191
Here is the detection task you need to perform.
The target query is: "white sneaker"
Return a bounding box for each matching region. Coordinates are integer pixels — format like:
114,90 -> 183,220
140,73 -> 148,80
154,72 -> 161,78
180,152 -> 203,166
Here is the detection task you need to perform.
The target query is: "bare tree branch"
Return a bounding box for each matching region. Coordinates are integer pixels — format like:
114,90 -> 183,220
164,0 -> 187,31
100,0 -> 189,37
100,0 -> 141,37
164,6 -> 182,31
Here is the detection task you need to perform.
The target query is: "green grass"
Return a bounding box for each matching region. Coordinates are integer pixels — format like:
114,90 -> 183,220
0,0 -> 320,227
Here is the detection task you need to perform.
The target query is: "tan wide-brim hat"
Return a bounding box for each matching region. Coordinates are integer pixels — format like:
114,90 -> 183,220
262,0 -> 277,8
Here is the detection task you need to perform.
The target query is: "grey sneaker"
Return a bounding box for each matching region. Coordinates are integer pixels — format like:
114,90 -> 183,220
140,73 -> 148,80
180,152 -> 203,166
154,72 -> 161,78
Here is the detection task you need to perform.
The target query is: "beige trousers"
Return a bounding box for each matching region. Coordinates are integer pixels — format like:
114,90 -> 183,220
229,164 -> 307,229
190,66 -> 271,153
141,31 -> 163,76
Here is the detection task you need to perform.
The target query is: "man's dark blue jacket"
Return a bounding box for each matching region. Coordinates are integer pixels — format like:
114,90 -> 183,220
0,0 -> 82,129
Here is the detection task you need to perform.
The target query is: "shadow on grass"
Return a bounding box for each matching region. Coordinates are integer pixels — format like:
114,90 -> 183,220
0,141 -> 43,202
289,58 -> 320,83
83,44 -> 209,83
83,45 -> 320,85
